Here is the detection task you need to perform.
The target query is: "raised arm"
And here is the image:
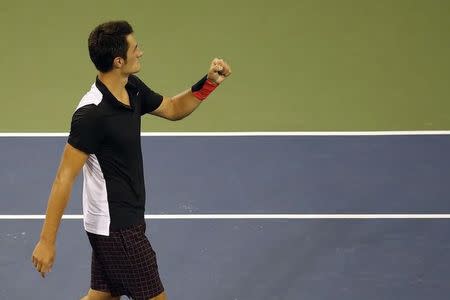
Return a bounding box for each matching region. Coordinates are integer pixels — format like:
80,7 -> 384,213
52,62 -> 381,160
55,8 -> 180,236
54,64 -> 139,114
151,58 -> 232,120
31,144 -> 88,278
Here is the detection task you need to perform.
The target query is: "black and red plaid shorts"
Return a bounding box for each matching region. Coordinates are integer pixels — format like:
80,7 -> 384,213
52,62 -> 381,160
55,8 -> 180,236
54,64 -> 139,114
86,221 -> 164,300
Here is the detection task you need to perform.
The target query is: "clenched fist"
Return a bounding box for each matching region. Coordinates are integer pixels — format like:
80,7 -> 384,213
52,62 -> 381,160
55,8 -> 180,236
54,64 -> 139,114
207,58 -> 232,85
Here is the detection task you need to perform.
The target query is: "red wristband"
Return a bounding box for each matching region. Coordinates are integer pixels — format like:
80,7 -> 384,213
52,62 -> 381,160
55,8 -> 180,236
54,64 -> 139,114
192,77 -> 218,101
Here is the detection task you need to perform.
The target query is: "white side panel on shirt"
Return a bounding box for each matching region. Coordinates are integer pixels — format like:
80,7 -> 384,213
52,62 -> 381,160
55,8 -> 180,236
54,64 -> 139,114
82,154 -> 110,236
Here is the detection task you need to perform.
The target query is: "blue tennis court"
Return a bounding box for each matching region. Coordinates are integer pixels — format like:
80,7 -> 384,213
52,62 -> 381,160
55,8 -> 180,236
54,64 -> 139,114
1,133 -> 449,299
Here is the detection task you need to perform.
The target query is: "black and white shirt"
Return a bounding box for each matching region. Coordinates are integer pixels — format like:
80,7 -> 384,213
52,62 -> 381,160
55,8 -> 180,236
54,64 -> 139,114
68,75 -> 163,236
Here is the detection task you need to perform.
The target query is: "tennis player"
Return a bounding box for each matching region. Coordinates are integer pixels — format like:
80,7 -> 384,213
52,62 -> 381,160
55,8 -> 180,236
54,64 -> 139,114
31,20 -> 231,300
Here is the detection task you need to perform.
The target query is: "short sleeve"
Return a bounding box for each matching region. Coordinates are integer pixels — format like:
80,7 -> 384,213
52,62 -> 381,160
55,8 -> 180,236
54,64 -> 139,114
130,75 -> 163,115
67,105 -> 103,154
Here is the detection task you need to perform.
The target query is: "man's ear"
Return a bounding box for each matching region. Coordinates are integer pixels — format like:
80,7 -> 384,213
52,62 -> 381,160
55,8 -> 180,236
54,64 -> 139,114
113,57 -> 124,69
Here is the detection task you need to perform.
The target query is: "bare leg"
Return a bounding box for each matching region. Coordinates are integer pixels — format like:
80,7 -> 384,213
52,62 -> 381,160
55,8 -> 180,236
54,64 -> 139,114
80,288 -> 120,300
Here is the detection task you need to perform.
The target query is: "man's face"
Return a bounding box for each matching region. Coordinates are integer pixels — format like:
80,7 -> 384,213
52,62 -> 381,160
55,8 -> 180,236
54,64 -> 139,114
121,34 -> 143,74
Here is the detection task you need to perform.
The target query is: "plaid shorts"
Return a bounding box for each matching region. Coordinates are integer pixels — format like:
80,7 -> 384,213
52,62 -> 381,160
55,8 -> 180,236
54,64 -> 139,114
87,221 -> 164,300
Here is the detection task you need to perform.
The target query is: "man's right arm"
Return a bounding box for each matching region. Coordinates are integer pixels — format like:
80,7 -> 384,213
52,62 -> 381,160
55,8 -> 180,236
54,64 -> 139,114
31,143 -> 88,278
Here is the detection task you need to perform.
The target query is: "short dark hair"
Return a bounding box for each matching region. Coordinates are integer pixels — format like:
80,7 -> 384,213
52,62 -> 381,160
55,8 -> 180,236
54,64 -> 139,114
88,21 -> 134,72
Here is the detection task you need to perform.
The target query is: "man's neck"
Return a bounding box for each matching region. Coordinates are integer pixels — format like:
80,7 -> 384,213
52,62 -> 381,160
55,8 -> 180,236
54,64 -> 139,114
98,71 -> 130,105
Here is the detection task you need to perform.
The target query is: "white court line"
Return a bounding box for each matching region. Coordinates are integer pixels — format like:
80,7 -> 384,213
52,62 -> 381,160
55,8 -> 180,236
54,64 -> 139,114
1,214 -> 450,220
0,131 -> 449,137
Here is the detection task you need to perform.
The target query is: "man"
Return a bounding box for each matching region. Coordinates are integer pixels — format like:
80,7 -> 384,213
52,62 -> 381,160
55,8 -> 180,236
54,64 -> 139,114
31,20 -> 231,300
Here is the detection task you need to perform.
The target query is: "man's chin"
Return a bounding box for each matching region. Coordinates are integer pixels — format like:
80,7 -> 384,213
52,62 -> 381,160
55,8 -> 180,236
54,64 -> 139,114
124,65 -> 141,75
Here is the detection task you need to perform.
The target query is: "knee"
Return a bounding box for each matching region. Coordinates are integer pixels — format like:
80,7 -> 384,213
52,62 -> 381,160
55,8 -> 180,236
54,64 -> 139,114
150,291 -> 168,300
81,289 -> 119,300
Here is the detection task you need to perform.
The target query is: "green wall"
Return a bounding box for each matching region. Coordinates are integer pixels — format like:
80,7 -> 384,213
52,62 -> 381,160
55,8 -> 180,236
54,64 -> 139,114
1,0 -> 449,131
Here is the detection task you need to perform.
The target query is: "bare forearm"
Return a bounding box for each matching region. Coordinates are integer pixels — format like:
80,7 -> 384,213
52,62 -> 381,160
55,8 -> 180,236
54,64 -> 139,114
171,89 -> 202,120
154,59 -> 230,121
32,144 -> 87,277
39,179 -> 74,244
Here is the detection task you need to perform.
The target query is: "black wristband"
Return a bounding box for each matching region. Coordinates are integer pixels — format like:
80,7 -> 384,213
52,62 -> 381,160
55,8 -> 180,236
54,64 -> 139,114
191,75 -> 208,92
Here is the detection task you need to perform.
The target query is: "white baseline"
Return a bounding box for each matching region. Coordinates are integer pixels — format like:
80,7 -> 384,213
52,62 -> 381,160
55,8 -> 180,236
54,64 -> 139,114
0,131 -> 450,137
1,214 -> 450,220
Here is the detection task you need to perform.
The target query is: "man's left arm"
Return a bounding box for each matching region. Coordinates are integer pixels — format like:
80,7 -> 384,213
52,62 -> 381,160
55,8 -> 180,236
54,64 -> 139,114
151,58 -> 232,121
